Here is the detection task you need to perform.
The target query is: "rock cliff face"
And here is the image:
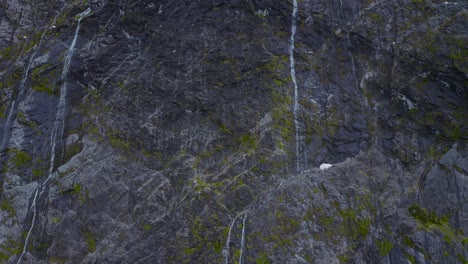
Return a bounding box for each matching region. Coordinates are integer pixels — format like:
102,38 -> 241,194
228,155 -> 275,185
0,0 -> 466,263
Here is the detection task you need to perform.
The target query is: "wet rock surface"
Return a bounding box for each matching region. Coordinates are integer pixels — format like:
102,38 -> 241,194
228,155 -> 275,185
0,0 -> 466,263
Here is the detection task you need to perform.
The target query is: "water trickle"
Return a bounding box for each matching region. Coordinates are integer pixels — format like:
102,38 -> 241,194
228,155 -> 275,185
1,3 -> 69,153
16,8 -> 91,263
0,101 -> 17,152
223,211 -> 249,264
238,213 -> 248,264
223,214 -> 240,264
346,32 -> 359,91
289,0 -> 301,172
44,7 -> 91,186
1,25 -> 54,151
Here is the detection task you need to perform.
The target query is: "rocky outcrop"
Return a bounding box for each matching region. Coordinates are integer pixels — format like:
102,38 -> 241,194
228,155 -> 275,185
0,0 -> 466,263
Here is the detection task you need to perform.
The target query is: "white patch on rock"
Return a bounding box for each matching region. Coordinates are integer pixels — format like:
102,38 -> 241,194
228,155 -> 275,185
32,52 -> 50,68
360,71 -> 376,89
255,9 -> 269,17
66,134 -> 80,145
397,93 -> 416,110
319,163 -> 333,170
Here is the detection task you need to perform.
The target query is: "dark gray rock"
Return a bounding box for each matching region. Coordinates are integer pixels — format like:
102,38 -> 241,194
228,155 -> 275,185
0,0 -> 466,263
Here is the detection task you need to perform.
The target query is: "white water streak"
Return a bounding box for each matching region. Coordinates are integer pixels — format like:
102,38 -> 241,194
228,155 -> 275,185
223,214 -> 240,264
1,4 -> 69,152
346,32 -> 359,90
289,0 -> 300,172
223,210 -> 249,264
1,26 -> 50,151
238,213 -> 248,264
45,7 -> 91,184
17,8 -> 91,263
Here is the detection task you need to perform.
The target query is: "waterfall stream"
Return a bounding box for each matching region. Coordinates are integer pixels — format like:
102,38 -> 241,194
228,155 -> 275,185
223,214 -> 240,264
16,8 -> 91,263
223,210 -> 249,264
238,213 -> 248,264
0,5 -> 67,152
346,32 -> 359,91
289,0 -> 301,172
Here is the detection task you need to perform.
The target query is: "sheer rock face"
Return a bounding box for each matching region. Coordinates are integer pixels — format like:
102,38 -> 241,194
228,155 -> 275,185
0,0 -> 466,263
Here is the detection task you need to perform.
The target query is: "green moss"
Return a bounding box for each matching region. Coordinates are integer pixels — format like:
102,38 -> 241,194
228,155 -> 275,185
0,46 -> 14,60
337,255 -> 350,263
408,204 -> 466,246
32,76 -> 54,95
272,236 -> 292,251
408,204 -> 448,226
272,105 -> 294,141
16,111 -> 39,132
70,184 -> 86,203
448,125 -> 461,140
338,209 -> 371,239
303,254 -> 313,263
31,64 -> 56,95
183,247 -> 196,255
0,198 -> 16,217
63,142 -> 82,162
403,236 -> 415,247
463,237 -> 468,245
369,12 -> 384,23
255,252 -> 270,264
457,253 -> 468,264
185,214 -> 227,259
273,78 -> 285,86
213,240 -> 223,253
8,148 -> 32,168
84,232 -> 96,252
376,239 -> 393,256
70,184 -> 82,196
0,237 -> 22,261
449,43 -> 468,72
108,133 -> 130,151
262,55 -> 287,72
404,252 -> 416,264
32,168 -> 45,178
6,68 -> 22,88
143,224 -> 152,231
0,104 -> 6,119
219,123 -> 233,134
234,248 -> 241,259
275,210 -> 300,233
240,133 -> 258,153
0,251 -> 8,261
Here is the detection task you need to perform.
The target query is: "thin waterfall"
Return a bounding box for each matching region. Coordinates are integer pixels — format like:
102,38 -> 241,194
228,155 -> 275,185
223,211 -> 249,264
223,214 -> 240,264
0,7 -> 65,152
289,0 -> 301,172
346,32 -> 359,91
238,213 -> 248,264
0,102 -> 17,151
16,8 -> 91,263
43,7 -> 91,186
1,3 -> 68,157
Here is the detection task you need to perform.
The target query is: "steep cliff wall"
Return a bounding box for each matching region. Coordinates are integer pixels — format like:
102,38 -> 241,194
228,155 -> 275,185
0,0 -> 466,263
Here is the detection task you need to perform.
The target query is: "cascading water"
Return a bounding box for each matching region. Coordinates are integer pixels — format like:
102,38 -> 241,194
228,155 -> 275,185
16,8 -> 91,263
223,211 -> 249,264
289,0 -> 301,172
223,214 -> 240,264
346,32 -> 359,91
0,5 -> 67,152
238,213 -> 248,264
46,7 -> 91,186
